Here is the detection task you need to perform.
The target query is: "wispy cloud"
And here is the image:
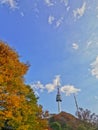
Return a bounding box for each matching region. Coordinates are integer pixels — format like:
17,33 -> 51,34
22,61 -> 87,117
48,15 -> 64,28
91,56 -> 98,78
48,15 -> 55,24
60,0 -> 68,6
32,3 -> 39,18
20,12 -> 24,17
72,43 -> 79,50
94,96 -> 98,100
61,85 -> 81,96
31,81 -> 45,92
66,6 -> 70,11
73,2 -> 86,19
44,0 -> 54,6
0,0 -> 17,8
87,41 -> 93,48
55,17 -> 63,28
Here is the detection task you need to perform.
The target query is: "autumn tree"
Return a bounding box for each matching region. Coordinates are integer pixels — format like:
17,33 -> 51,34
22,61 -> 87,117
0,41 -> 48,130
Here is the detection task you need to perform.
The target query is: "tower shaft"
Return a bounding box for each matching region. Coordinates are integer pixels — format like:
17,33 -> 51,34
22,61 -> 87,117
56,87 -> 62,113
57,101 -> 61,113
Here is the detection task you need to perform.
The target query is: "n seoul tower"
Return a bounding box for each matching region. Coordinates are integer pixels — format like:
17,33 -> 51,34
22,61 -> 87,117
56,86 -> 62,113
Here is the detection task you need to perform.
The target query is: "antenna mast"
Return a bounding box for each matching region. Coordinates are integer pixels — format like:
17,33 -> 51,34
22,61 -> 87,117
73,94 -> 79,112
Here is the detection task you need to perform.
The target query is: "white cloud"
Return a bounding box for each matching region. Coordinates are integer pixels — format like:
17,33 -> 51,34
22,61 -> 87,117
53,75 -> 61,86
60,0 -> 68,6
31,76 -> 81,97
0,0 -> 17,8
48,16 -> 63,28
91,56 -> 98,78
34,91 -> 40,98
32,3 -> 39,18
61,85 -> 80,96
55,17 -> 63,28
87,41 -> 93,47
45,83 -> 55,93
48,15 -> 55,24
72,43 -> 79,50
66,6 -> 70,11
31,81 -> 45,92
73,2 -> 86,19
31,75 -> 61,93
45,75 -> 61,93
44,0 -> 54,6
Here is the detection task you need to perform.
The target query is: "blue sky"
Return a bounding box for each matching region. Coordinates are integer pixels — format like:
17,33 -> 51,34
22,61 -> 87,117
0,0 -> 98,115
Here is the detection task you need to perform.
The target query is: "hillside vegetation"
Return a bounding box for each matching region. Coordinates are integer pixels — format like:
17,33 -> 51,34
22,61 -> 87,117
48,110 -> 98,130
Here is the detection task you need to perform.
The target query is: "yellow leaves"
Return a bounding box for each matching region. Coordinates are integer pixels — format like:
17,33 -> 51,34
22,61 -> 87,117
4,111 -> 12,118
0,110 -> 4,116
0,75 -> 4,83
17,125 -> 30,130
7,94 -> 20,107
0,41 -> 18,59
0,41 -> 29,85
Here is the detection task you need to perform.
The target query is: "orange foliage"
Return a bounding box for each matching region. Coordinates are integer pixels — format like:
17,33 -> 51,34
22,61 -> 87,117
0,41 -> 29,127
0,41 -> 48,130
